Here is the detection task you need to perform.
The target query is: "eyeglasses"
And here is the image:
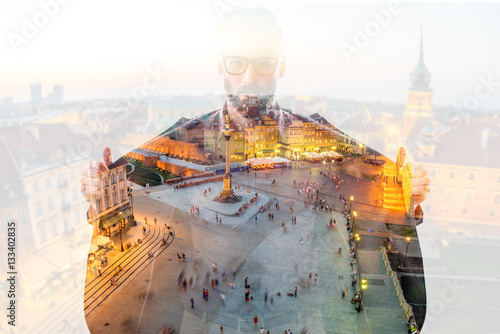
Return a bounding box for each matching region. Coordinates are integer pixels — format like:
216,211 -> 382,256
223,56 -> 280,75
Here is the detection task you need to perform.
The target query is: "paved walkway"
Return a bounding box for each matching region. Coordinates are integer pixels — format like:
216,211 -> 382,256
141,163 -> 412,333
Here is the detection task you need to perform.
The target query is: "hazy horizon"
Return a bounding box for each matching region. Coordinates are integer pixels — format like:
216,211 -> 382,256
2,1 -> 500,109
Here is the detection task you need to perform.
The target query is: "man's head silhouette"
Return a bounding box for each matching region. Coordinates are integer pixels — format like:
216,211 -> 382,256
216,8 -> 286,111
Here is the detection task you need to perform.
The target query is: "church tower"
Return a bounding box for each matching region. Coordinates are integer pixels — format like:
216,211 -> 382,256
403,26 -> 433,140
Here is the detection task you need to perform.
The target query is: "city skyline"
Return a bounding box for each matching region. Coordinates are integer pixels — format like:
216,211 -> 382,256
1,2 -> 500,109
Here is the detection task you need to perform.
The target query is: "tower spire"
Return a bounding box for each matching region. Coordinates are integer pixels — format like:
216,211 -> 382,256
419,23 -> 424,60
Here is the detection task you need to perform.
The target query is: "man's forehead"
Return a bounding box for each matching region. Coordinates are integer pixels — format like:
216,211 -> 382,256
221,36 -> 282,58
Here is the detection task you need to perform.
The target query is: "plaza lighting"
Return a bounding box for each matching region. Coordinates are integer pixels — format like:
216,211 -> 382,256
357,278 -> 368,312
352,211 -> 357,231
349,196 -> 354,213
405,236 -> 411,257
118,211 -> 124,251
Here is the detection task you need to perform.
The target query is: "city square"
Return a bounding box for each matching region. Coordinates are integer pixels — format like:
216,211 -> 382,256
82,155 -> 421,334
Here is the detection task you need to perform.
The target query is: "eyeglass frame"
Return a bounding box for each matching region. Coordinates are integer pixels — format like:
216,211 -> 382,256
222,56 -> 282,75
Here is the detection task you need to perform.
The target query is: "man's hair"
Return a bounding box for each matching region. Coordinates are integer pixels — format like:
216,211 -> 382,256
216,7 -> 283,53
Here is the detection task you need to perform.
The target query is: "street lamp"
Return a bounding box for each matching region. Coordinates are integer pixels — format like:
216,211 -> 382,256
118,211 -> 124,252
405,236 -> 411,257
128,185 -> 134,214
352,211 -> 357,232
349,196 -> 354,214
358,278 -> 368,312
355,233 -> 360,258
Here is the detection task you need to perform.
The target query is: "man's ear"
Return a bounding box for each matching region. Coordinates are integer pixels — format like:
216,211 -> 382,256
279,56 -> 286,78
218,60 -> 224,75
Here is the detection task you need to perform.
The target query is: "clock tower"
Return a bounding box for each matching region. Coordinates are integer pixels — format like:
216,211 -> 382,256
404,26 -> 433,140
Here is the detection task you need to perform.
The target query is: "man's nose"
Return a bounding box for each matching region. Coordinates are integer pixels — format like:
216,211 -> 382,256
242,63 -> 258,83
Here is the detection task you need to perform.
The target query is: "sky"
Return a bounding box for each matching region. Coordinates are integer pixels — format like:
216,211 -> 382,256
1,0 -> 500,108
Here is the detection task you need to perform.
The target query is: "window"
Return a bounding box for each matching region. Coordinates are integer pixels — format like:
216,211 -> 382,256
121,190 -> 125,202
36,202 -> 43,215
430,170 -> 436,177
45,178 -> 51,188
218,143 -> 221,149
40,226 -> 47,243
449,171 -> 455,179
24,235 -> 32,251
97,200 -> 102,213
494,193 -> 500,204
119,172 -> 124,181
445,187 -> 455,200
442,205 -> 449,213
464,189 -> 474,202
19,208 -> 25,222
105,196 -> 109,209
491,210 -> 496,217
51,221 -> 58,237
113,193 -> 117,205
234,144 -> 238,150
48,197 -> 54,211
104,177 -> 108,186
462,207 -> 468,214
468,172 -> 475,180
111,174 -> 116,184
8,189 -> 14,199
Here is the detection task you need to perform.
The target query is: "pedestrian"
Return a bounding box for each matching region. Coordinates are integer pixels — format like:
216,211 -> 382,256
202,288 -> 206,300
294,286 -> 298,297
254,315 -> 258,326
98,266 -> 102,277
205,288 -> 209,300
270,293 -> 274,305
220,325 -> 224,333
264,289 -> 268,304
260,327 -> 265,334
190,297 -> 194,308
144,216 -> 147,224
154,217 -> 157,225
221,293 -> 226,306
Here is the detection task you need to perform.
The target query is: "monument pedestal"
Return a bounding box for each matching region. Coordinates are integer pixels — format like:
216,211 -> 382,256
214,173 -> 242,203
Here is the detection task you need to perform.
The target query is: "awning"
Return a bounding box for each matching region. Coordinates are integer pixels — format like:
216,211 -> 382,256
99,212 -> 122,230
98,207 -> 133,230
89,244 -> 99,253
94,235 -> 111,246
259,149 -> 275,153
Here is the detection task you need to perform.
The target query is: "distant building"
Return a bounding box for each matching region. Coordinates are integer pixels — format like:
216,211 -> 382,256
47,85 -> 64,103
30,82 -> 42,105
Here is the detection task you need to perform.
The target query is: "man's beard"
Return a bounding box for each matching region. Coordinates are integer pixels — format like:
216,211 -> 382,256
227,93 -> 275,112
